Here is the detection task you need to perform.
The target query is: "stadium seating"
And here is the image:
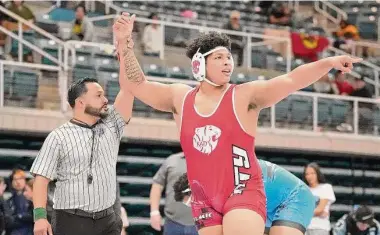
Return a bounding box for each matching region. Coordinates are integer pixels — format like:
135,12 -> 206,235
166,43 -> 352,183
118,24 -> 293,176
331,1 -> 379,40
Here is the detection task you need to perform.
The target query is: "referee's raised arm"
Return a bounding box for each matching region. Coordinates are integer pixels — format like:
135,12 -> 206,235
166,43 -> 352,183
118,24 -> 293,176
30,131 -> 61,235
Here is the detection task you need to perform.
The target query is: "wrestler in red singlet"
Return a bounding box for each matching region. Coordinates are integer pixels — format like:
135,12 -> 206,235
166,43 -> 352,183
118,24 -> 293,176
114,13 -> 363,234
180,84 -> 266,229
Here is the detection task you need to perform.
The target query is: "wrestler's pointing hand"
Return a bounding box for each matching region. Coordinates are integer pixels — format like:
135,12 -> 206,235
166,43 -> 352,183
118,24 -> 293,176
329,55 -> 363,74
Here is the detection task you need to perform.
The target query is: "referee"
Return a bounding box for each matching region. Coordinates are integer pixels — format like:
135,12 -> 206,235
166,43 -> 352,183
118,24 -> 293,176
30,77 -> 134,235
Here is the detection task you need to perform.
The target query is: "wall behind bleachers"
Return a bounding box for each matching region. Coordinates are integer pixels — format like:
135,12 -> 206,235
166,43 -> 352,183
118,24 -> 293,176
1,106 -> 380,157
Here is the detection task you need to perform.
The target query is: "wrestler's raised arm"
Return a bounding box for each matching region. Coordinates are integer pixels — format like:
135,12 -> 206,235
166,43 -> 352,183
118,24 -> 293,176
113,13 -> 191,113
240,56 -> 362,109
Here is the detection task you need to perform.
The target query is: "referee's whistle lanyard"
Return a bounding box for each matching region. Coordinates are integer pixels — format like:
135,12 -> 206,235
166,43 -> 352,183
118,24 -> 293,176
71,118 -> 97,184
87,129 -> 96,184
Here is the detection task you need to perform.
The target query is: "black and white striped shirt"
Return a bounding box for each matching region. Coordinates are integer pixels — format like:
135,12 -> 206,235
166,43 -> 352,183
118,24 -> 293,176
30,106 -> 127,212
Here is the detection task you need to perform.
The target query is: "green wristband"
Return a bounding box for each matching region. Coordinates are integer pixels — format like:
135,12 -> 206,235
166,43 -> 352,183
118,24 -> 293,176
33,208 -> 47,222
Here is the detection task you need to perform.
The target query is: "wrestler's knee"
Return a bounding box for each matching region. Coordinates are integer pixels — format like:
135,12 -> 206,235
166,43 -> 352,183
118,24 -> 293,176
222,208 -> 265,235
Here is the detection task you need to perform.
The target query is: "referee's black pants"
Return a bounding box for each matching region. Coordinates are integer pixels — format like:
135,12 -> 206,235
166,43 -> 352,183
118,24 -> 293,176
52,208 -> 122,235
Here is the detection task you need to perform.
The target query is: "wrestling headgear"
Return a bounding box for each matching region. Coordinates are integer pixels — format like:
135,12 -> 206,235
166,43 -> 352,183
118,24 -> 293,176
191,46 -> 234,87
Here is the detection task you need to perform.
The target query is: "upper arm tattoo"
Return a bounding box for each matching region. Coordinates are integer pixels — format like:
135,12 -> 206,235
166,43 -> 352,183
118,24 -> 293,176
121,47 -> 146,85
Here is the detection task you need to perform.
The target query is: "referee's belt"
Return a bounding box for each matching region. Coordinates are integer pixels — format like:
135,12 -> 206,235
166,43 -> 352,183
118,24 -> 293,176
61,206 -> 114,220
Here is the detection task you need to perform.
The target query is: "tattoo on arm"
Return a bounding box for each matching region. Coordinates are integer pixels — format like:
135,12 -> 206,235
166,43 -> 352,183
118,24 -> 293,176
121,48 -> 146,85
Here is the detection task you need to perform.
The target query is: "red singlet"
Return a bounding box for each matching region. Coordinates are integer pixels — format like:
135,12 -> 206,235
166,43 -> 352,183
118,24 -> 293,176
180,84 -> 266,230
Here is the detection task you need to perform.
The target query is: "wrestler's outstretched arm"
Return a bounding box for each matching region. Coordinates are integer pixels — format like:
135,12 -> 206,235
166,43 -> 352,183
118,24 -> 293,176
113,13 -> 190,113
241,56 -> 362,109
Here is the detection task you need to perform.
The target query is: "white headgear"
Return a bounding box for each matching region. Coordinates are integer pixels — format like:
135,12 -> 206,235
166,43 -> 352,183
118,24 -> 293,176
191,46 -> 234,87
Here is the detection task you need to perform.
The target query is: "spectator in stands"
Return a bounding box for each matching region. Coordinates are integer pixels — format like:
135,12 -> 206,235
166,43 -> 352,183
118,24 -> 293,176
334,71 -> 354,96
45,181 -> 55,223
337,77 -> 374,133
333,205 -> 380,235
258,1 -> 274,15
0,177 -> 8,234
333,20 -> 359,51
313,74 -> 339,94
223,11 -> 245,67
149,152 -> 197,235
5,169 -> 33,235
120,206 -> 129,235
304,162 -> 336,235
142,13 -> 163,57
70,4 -> 94,41
6,0 -> 35,23
23,179 -> 33,202
268,2 -> 292,27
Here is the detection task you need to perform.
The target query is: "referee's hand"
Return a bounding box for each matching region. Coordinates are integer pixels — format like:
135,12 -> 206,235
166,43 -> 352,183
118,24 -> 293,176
34,219 -> 53,235
150,214 -> 162,231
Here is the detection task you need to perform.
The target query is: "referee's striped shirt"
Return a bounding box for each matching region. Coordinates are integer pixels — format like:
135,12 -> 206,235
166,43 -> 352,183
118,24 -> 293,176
30,106 -> 127,212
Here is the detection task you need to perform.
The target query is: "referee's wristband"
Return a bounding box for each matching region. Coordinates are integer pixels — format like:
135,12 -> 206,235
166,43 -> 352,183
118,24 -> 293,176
33,208 -> 47,222
150,210 -> 160,216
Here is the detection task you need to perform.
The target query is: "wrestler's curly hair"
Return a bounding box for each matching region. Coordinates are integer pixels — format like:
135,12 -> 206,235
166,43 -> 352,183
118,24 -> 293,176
173,173 -> 190,202
186,31 -> 231,59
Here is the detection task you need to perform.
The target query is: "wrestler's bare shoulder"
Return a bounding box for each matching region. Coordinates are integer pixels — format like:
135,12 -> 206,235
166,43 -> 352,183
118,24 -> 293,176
235,80 -> 265,100
171,83 -> 193,113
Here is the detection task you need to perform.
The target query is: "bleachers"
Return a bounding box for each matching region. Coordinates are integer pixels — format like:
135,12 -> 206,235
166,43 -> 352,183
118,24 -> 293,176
0,133 -> 380,235
331,1 -> 379,40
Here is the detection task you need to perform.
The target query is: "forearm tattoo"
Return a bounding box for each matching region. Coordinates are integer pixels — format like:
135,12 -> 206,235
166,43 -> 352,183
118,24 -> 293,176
121,47 -> 145,85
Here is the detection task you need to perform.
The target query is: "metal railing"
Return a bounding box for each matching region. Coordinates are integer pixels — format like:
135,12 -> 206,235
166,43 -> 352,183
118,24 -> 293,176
0,26 -> 60,65
87,15 -> 292,72
0,60 -> 62,109
54,38 -> 380,138
328,46 -> 380,97
314,0 -> 347,25
0,5 -> 69,68
350,40 -> 380,57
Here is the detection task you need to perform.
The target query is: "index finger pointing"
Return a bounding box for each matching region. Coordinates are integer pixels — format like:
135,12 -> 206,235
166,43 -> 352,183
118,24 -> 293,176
130,14 -> 136,23
351,57 -> 363,63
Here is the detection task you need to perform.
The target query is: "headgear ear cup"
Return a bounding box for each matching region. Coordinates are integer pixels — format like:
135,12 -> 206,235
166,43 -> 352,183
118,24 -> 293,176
191,48 -> 207,82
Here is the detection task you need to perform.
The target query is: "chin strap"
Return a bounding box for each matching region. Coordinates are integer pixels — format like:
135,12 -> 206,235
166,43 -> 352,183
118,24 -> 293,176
204,78 -> 222,87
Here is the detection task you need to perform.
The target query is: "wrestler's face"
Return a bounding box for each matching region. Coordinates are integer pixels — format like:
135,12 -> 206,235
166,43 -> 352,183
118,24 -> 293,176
205,49 -> 233,85
81,82 -> 109,119
356,222 -> 370,231
305,167 -> 318,186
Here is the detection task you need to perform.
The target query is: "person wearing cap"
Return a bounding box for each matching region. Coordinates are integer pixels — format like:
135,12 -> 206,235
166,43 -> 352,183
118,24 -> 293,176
333,205 -> 380,235
336,76 -> 374,133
